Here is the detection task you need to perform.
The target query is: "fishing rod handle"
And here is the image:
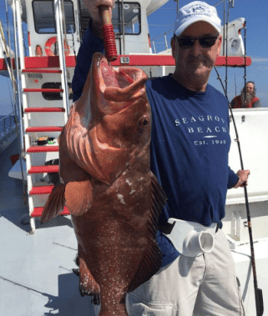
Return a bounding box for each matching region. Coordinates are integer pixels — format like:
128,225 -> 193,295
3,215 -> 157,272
99,5 -> 118,62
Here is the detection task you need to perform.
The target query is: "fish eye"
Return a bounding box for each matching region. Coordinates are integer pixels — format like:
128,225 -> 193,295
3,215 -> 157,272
142,119 -> 148,126
139,116 -> 149,127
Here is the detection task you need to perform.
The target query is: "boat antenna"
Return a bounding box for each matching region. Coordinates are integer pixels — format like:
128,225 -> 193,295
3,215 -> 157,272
243,21 -> 247,107
234,72 -> 237,97
222,0 -> 234,95
214,23 -> 264,312
173,0 -> 179,15
224,0 -> 232,95
222,0 -> 226,77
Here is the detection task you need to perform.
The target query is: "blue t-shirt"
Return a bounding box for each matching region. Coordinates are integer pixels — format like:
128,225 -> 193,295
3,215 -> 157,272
72,24 -> 239,268
147,75 -> 238,266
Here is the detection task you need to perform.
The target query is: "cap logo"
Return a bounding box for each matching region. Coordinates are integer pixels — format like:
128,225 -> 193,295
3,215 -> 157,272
174,1 -> 221,37
192,6 -> 206,14
184,5 -> 211,19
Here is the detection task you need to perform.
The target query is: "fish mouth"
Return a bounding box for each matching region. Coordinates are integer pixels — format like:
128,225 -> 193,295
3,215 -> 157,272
93,53 -> 148,104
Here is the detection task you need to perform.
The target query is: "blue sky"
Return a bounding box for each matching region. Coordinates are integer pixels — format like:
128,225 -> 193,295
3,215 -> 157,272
147,0 -> 268,106
0,0 -> 268,115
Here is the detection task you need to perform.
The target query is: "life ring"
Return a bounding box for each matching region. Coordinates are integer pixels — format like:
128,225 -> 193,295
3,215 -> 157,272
45,36 -> 70,56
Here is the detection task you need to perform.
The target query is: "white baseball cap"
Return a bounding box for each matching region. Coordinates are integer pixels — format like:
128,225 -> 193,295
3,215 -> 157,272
174,1 -> 221,37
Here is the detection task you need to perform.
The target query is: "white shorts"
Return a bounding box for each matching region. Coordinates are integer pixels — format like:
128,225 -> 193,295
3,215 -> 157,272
126,229 -> 245,316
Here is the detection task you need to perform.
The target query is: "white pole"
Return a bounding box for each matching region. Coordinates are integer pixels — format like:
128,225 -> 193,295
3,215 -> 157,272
54,0 -> 70,119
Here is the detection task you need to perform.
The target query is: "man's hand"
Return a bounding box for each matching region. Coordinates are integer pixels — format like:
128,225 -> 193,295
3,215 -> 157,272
83,0 -> 115,26
234,170 -> 250,188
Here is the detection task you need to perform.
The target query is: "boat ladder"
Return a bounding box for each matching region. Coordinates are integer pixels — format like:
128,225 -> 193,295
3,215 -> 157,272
14,0 -> 71,233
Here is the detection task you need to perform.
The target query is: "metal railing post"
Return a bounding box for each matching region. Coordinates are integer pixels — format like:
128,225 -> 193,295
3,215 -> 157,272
13,0 -> 32,229
54,0 -> 70,120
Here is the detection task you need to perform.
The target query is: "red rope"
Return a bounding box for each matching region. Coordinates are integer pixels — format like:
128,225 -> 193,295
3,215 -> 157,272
102,24 -> 117,61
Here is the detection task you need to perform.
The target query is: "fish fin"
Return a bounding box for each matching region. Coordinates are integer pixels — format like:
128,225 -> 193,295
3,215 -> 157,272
41,182 -> 65,223
65,179 -> 93,216
78,245 -> 100,296
128,172 -> 167,292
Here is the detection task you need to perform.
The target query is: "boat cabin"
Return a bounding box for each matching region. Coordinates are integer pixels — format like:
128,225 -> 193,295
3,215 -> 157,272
15,0 -> 169,58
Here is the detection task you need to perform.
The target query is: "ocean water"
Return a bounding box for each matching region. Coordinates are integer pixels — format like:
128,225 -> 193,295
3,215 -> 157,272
0,114 -> 17,139
0,113 -> 18,154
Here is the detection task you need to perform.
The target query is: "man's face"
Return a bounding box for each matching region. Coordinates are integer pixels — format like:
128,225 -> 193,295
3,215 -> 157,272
246,83 -> 254,95
171,21 -> 222,88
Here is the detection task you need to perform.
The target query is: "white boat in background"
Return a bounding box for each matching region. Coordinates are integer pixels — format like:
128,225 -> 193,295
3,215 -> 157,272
0,1 -> 266,315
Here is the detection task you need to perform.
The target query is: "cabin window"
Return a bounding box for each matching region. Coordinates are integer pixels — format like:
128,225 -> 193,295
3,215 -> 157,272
112,2 -> 141,35
41,82 -> 73,100
33,0 -> 75,34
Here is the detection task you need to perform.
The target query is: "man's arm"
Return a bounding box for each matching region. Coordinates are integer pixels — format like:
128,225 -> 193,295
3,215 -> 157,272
83,0 -> 115,30
227,167 -> 250,189
72,21 -> 105,102
72,0 -> 115,102
233,169 -> 250,188
227,167 -> 239,189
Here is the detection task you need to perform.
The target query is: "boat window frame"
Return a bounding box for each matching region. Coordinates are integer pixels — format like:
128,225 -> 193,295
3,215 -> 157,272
112,2 -> 141,36
32,0 -> 76,34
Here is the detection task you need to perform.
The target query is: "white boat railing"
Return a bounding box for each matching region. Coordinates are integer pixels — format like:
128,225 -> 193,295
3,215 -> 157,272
54,0 -> 70,118
12,0 -> 32,225
151,28 -> 173,53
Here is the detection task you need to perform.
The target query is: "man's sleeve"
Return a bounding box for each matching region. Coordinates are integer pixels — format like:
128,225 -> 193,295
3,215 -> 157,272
72,21 -> 105,102
227,167 -> 239,189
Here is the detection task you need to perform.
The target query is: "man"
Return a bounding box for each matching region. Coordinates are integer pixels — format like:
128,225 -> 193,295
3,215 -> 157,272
72,1 -> 250,315
231,81 -> 261,108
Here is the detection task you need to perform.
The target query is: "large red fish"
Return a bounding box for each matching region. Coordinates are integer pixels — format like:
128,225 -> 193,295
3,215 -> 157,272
41,52 -> 167,316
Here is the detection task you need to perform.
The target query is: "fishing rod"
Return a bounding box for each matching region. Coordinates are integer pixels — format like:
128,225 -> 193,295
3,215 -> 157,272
99,5 -> 117,62
214,1 -> 263,314
240,20 -> 263,316
214,55 -> 264,316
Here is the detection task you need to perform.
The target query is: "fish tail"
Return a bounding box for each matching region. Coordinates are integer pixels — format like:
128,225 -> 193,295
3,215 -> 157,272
40,182 -> 65,223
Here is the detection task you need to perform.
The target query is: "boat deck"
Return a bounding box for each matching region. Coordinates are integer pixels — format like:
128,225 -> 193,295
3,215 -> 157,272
0,139 -> 267,315
0,138 -> 98,316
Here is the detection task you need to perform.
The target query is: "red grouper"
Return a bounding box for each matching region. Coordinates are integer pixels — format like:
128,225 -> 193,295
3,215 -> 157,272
41,52 -> 167,316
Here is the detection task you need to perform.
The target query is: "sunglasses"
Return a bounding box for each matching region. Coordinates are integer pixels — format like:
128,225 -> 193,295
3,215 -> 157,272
176,36 -> 218,49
